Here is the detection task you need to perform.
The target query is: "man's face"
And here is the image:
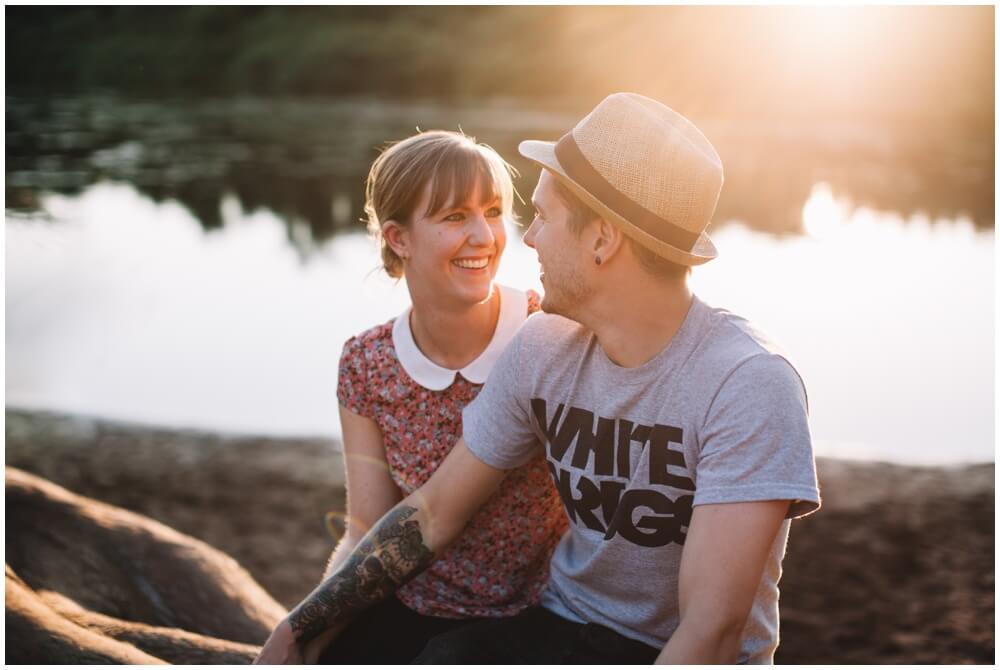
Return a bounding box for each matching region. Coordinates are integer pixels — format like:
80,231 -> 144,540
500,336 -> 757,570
523,171 -> 593,319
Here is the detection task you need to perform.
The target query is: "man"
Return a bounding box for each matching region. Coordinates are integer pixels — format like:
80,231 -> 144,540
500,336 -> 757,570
256,92 -> 820,664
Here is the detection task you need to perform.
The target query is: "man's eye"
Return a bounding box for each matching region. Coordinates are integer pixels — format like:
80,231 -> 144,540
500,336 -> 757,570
444,212 -> 464,222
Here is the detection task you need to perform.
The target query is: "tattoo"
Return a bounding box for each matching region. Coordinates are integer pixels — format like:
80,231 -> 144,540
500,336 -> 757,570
287,505 -> 435,645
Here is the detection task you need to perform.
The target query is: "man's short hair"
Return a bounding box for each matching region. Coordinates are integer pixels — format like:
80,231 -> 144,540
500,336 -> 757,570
549,177 -> 690,280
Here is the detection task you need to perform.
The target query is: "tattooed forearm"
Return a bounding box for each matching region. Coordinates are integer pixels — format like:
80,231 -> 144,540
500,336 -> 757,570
287,505 -> 435,646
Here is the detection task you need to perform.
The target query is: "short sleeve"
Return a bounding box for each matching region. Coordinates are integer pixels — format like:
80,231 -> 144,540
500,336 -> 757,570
462,329 -> 542,470
694,353 -> 821,518
337,335 -> 375,419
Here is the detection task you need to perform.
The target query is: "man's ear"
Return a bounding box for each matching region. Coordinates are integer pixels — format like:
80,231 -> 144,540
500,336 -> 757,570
592,218 -> 625,263
382,220 -> 410,260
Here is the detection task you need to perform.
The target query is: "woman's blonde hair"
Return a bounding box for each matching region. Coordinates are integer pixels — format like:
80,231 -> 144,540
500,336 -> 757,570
363,130 -> 518,278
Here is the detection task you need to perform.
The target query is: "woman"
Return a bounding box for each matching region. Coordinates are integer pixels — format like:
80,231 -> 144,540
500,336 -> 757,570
310,130 -> 567,663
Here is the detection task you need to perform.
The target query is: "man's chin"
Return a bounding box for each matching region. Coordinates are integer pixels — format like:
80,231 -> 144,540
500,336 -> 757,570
540,295 -> 566,318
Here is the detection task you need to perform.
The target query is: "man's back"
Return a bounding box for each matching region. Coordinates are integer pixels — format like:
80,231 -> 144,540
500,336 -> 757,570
463,295 -> 820,663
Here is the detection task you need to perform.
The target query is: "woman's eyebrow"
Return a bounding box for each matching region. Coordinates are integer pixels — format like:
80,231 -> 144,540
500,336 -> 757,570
449,196 -> 502,211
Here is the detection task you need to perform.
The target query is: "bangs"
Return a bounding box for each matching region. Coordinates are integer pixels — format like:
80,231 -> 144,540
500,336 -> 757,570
422,144 -> 514,218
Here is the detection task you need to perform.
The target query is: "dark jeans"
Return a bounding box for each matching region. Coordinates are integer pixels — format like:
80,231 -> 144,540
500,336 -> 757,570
412,605 -> 660,664
317,595 -> 485,664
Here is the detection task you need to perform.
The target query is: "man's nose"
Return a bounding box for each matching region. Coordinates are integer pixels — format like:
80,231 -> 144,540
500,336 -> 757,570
523,218 -> 540,249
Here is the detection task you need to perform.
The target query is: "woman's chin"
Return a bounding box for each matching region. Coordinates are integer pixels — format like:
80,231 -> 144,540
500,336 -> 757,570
466,286 -> 495,306
452,278 -> 494,305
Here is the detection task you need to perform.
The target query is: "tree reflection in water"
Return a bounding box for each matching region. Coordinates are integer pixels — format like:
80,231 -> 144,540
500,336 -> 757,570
5,96 -> 993,261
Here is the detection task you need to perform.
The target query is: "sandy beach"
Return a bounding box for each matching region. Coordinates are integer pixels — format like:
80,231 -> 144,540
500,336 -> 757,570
5,408 -> 994,664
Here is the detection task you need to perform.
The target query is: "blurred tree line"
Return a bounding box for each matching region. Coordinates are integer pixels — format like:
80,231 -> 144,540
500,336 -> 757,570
9,6 -> 553,98
7,6 -> 994,133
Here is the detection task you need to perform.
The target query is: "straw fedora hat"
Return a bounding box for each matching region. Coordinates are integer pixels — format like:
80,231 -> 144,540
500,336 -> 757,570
519,92 -> 723,266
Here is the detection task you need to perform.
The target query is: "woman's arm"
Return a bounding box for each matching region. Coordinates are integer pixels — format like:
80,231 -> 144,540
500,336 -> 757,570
324,404 -> 402,577
302,404 -> 402,661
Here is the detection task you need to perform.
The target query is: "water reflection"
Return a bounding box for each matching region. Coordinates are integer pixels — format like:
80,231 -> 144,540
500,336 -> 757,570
5,182 -> 993,465
6,183 -> 412,435
6,96 -> 994,260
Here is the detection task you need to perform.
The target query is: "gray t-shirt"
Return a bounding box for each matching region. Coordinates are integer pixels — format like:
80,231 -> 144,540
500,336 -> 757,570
462,295 -> 820,664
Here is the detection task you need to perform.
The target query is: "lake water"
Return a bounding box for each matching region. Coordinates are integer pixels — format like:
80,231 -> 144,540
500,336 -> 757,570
5,96 -> 995,465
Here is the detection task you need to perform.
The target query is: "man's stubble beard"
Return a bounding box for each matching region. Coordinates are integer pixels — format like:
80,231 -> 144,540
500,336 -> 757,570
540,261 -> 592,323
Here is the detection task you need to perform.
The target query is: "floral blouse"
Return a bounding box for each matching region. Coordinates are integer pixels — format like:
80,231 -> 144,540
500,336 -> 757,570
336,285 -> 568,619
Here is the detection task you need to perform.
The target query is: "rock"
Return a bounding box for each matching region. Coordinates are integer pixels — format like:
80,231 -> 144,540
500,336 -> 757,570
5,408 -> 344,607
6,564 -> 164,664
33,582 -> 260,664
6,467 -> 285,647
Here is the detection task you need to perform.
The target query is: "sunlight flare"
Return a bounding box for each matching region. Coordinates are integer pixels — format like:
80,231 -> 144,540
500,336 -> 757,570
802,183 -> 848,239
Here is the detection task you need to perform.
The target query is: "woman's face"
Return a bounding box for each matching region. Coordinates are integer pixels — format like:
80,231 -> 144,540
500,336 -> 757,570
399,180 -> 507,307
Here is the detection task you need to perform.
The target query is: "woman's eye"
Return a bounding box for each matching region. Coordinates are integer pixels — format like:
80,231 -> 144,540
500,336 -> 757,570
486,207 -> 503,218
444,212 -> 464,222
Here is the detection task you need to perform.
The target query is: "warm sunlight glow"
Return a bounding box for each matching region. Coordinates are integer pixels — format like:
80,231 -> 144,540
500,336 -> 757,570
555,6 -> 991,129
802,183 -> 847,239
773,6 -> 890,53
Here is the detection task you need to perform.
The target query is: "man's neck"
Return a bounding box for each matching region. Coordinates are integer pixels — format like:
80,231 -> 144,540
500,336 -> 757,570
408,288 -> 501,370
583,276 -> 693,369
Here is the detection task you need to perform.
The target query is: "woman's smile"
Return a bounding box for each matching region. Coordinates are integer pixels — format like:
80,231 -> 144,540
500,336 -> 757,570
452,255 -> 492,271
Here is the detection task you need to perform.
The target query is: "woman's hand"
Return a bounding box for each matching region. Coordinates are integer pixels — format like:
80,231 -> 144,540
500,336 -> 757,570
254,618 -> 303,665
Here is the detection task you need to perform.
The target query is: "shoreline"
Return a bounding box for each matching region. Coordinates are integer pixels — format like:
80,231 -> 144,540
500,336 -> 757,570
5,408 -> 994,663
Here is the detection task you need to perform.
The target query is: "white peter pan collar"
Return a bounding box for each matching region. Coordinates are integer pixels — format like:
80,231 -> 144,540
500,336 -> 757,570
392,284 -> 528,391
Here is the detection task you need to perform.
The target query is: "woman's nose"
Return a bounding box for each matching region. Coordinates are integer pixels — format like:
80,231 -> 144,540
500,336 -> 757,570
467,214 -> 496,247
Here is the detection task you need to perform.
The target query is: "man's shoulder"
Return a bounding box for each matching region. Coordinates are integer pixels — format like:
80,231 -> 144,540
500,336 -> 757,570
700,301 -> 780,351
694,301 -> 794,367
516,310 -> 590,351
686,300 -> 805,395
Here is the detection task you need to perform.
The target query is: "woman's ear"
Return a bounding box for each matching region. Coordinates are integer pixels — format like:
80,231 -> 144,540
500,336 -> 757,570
592,218 -> 625,264
382,220 -> 410,260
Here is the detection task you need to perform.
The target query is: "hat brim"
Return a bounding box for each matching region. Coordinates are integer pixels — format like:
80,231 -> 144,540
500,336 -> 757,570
518,140 -> 718,266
